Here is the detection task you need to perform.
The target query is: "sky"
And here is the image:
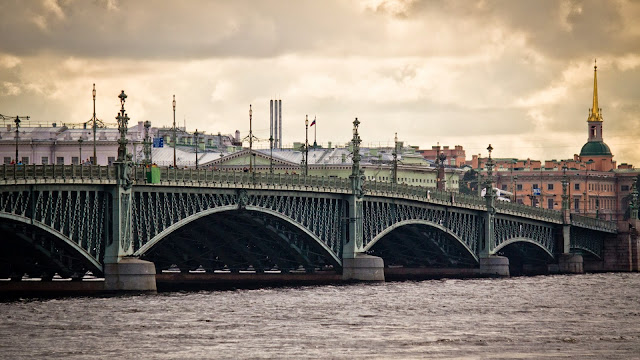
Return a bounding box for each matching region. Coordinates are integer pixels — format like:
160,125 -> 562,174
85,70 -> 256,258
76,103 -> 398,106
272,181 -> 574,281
1,0 -> 639,164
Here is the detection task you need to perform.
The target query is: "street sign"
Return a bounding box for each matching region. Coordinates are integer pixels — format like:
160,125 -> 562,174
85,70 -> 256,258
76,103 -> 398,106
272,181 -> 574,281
153,137 -> 164,148
533,188 -> 541,196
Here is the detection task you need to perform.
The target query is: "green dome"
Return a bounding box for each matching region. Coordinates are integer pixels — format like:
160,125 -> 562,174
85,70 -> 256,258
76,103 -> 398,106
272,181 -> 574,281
579,141 -> 612,156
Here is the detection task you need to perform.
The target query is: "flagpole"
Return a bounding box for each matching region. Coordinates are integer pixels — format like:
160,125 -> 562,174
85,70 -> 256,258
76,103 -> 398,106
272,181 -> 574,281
313,116 -> 317,149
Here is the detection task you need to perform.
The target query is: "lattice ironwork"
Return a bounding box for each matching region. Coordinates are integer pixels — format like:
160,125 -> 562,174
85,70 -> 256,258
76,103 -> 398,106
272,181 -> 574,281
0,188 -> 108,263
132,189 -> 345,259
570,226 -> 604,258
493,215 -> 555,255
362,199 -> 482,254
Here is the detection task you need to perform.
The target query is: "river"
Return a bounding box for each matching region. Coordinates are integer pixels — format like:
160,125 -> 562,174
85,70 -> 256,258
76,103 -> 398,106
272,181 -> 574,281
1,273 -> 639,359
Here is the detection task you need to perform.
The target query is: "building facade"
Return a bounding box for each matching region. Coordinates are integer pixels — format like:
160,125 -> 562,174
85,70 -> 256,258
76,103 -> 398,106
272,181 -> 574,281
473,64 -> 639,221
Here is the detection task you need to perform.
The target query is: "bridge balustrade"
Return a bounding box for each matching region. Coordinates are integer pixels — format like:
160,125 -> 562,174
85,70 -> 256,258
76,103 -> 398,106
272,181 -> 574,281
494,200 -> 563,223
1,164 -> 117,183
570,213 -> 617,233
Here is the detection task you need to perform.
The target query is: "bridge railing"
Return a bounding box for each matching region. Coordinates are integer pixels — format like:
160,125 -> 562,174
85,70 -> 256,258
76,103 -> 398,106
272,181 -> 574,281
570,213 -> 618,233
494,200 -> 564,222
135,167 -> 352,192
365,180 -> 486,208
1,164 -> 116,183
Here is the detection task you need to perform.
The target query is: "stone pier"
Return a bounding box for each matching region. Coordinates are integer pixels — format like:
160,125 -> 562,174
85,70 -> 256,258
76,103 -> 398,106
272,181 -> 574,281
479,256 -> 509,277
104,258 -> 157,292
342,254 -> 385,281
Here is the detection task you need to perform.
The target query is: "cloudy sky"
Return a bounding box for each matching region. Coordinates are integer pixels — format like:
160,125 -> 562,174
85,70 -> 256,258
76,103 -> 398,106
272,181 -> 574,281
1,0 -> 639,164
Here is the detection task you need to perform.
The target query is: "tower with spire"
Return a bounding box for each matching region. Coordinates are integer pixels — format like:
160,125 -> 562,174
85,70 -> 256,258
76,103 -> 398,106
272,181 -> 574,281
579,60 -> 615,171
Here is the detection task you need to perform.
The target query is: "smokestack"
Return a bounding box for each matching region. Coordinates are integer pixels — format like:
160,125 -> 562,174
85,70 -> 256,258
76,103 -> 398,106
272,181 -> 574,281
278,99 -> 282,149
274,99 -> 279,149
270,100 -> 273,150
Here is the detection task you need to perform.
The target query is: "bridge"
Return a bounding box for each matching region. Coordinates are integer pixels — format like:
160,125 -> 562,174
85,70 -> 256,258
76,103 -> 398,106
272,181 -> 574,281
0,160 -> 622,290
0,106 -> 633,292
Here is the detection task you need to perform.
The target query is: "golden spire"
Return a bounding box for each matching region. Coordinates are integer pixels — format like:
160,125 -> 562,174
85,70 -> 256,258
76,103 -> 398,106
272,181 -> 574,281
588,59 -> 603,122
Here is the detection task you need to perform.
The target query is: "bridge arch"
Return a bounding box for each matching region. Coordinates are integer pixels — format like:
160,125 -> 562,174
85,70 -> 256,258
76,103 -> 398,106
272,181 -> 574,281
134,205 -> 342,267
493,237 -> 554,259
0,212 -> 103,273
570,245 -> 600,259
364,219 -> 478,263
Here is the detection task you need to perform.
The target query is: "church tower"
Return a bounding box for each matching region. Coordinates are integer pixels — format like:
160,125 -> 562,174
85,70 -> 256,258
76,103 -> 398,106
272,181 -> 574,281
579,61 -> 614,171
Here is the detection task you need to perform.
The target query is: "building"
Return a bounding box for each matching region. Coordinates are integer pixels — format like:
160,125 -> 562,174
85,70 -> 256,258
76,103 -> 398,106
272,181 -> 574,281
202,143 -> 462,191
0,120 -> 153,166
419,144 -> 466,167
472,64 -> 639,221
0,119 -> 241,167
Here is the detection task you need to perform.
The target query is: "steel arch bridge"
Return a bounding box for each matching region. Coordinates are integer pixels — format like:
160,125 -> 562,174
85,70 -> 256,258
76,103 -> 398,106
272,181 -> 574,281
0,165 -> 619,278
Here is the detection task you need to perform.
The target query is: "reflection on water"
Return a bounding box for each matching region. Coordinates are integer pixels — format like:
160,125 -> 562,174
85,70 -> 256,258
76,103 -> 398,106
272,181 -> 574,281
1,273 -> 639,359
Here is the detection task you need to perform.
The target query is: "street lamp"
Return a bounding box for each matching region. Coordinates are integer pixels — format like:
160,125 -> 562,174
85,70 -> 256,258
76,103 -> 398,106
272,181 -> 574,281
89,84 -> 103,165
561,164 -> 569,211
194,129 -> 199,169
392,132 -> 398,184
269,135 -> 274,174
143,120 -> 152,166
304,114 -> 309,176
78,138 -> 83,165
172,95 -> 176,168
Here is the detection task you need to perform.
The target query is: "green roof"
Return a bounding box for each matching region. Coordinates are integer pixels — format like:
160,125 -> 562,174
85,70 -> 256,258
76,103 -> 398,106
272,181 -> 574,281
579,141 -> 612,156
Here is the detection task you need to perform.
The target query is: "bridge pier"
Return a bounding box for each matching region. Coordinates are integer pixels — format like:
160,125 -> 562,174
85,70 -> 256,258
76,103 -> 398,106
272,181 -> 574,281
342,254 -> 384,281
104,258 -> 157,292
479,256 -> 510,277
558,224 -> 583,274
558,253 -> 583,274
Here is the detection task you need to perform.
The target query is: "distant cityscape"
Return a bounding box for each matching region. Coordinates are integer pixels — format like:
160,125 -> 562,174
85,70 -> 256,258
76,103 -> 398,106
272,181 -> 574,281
0,65 -> 637,222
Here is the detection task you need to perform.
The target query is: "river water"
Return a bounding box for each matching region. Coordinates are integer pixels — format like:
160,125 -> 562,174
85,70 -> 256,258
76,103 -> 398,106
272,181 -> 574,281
1,273 -> 639,359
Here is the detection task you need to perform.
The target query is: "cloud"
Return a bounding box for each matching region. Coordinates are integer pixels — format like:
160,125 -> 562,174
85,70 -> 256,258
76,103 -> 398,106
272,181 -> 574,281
0,0 -> 638,167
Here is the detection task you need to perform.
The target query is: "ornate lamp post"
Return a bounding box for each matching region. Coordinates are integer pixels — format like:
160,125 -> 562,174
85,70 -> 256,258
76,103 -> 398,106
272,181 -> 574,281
194,129 -> 199,169
269,135 -> 274,174
630,180 -> 639,220
513,175 -> 518,203
78,138 -> 83,165
304,115 -> 309,176
13,115 -> 30,163
172,95 -> 176,168
351,118 -> 362,180
561,164 -> 569,211
438,152 -> 447,191
115,90 -> 130,161
485,144 -> 495,196
392,132 -> 398,184
89,84 -> 104,165
143,120 -> 152,166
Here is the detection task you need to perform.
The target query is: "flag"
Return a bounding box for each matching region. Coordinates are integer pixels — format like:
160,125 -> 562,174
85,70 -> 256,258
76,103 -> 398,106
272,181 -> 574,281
310,118 -> 316,126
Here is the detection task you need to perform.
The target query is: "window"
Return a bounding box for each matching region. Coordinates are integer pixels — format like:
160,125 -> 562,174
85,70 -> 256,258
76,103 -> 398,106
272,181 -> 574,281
21,157 -> 29,164
574,198 -> 580,212
547,183 -> 554,190
501,184 -> 507,190
517,184 -> 523,191
108,157 -> 115,165
548,198 -> 554,209
41,157 -> 48,165
574,183 -> 580,191
72,157 -> 79,165
532,184 -> 539,189
3,157 -> 10,164
56,157 -> 64,165
517,199 -> 523,205
622,185 -> 630,192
